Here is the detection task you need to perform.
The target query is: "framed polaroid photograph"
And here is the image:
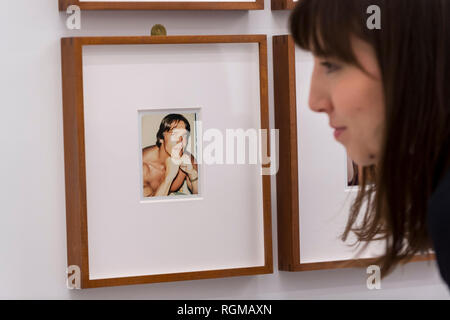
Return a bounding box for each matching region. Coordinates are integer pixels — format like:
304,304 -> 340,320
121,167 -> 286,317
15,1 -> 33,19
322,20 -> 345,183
271,0 -> 297,10
61,35 -> 272,288
58,0 -> 264,11
140,109 -> 201,201
272,35 -> 434,271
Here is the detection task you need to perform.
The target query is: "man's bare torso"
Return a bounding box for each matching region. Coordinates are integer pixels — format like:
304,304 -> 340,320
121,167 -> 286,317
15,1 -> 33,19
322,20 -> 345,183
142,145 -> 188,197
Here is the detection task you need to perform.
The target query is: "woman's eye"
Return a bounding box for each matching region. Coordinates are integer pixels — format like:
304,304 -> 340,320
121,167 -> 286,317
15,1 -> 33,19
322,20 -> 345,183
320,61 -> 340,73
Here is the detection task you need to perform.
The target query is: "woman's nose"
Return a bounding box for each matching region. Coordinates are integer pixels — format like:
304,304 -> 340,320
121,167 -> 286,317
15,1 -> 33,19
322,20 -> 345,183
309,94 -> 333,114
308,64 -> 333,114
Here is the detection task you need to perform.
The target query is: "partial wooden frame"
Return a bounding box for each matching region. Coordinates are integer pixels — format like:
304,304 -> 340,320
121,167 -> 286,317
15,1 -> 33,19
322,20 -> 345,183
273,35 -> 435,271
271,0 -> 296,10
59,0 -> 263,10
61,34 -> 272,288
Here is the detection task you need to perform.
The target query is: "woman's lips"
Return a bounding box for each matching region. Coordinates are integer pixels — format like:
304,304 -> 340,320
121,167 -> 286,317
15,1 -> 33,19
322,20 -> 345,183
333,127 -> 346,139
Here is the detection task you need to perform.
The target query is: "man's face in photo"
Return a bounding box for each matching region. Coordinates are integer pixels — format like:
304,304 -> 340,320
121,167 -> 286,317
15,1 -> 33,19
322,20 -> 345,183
162,120 -> 189,157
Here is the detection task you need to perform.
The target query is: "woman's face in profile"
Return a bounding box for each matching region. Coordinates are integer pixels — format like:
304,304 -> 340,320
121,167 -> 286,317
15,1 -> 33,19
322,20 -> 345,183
308,35 -> 385,166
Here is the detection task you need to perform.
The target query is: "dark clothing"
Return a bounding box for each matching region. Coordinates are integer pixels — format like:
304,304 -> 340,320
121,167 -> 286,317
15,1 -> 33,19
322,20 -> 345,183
427,168 -> 450,289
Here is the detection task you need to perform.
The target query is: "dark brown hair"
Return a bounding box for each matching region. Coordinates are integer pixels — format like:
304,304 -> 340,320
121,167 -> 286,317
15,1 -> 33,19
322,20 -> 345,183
290,0 -> 450,278
156,114 -> 191,147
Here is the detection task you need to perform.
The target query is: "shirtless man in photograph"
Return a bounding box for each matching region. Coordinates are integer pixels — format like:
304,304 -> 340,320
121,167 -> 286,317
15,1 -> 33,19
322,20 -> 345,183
142,114 -> 199,197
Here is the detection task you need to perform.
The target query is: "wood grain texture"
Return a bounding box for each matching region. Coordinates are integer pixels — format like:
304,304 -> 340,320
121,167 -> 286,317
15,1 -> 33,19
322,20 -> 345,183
271,0 -> 296,10
70,34 -> 267,46
272,35 -> 436,272
290,254 -> 436,272
273,35 -> 299,271
258,37 -> 274,274
61,37 -> 90,288
61,34 -> 272,288
59,0 -> 264,11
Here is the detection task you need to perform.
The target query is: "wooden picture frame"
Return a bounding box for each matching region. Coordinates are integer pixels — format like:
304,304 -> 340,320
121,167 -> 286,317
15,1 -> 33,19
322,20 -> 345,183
61,34 -> 272,288
271,0 -> 296,10
273,35 -> 435,272
59,0 -> 264,11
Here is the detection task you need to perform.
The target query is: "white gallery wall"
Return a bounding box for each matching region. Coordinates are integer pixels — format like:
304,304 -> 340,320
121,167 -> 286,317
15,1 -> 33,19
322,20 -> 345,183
1,0 -> 449,299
